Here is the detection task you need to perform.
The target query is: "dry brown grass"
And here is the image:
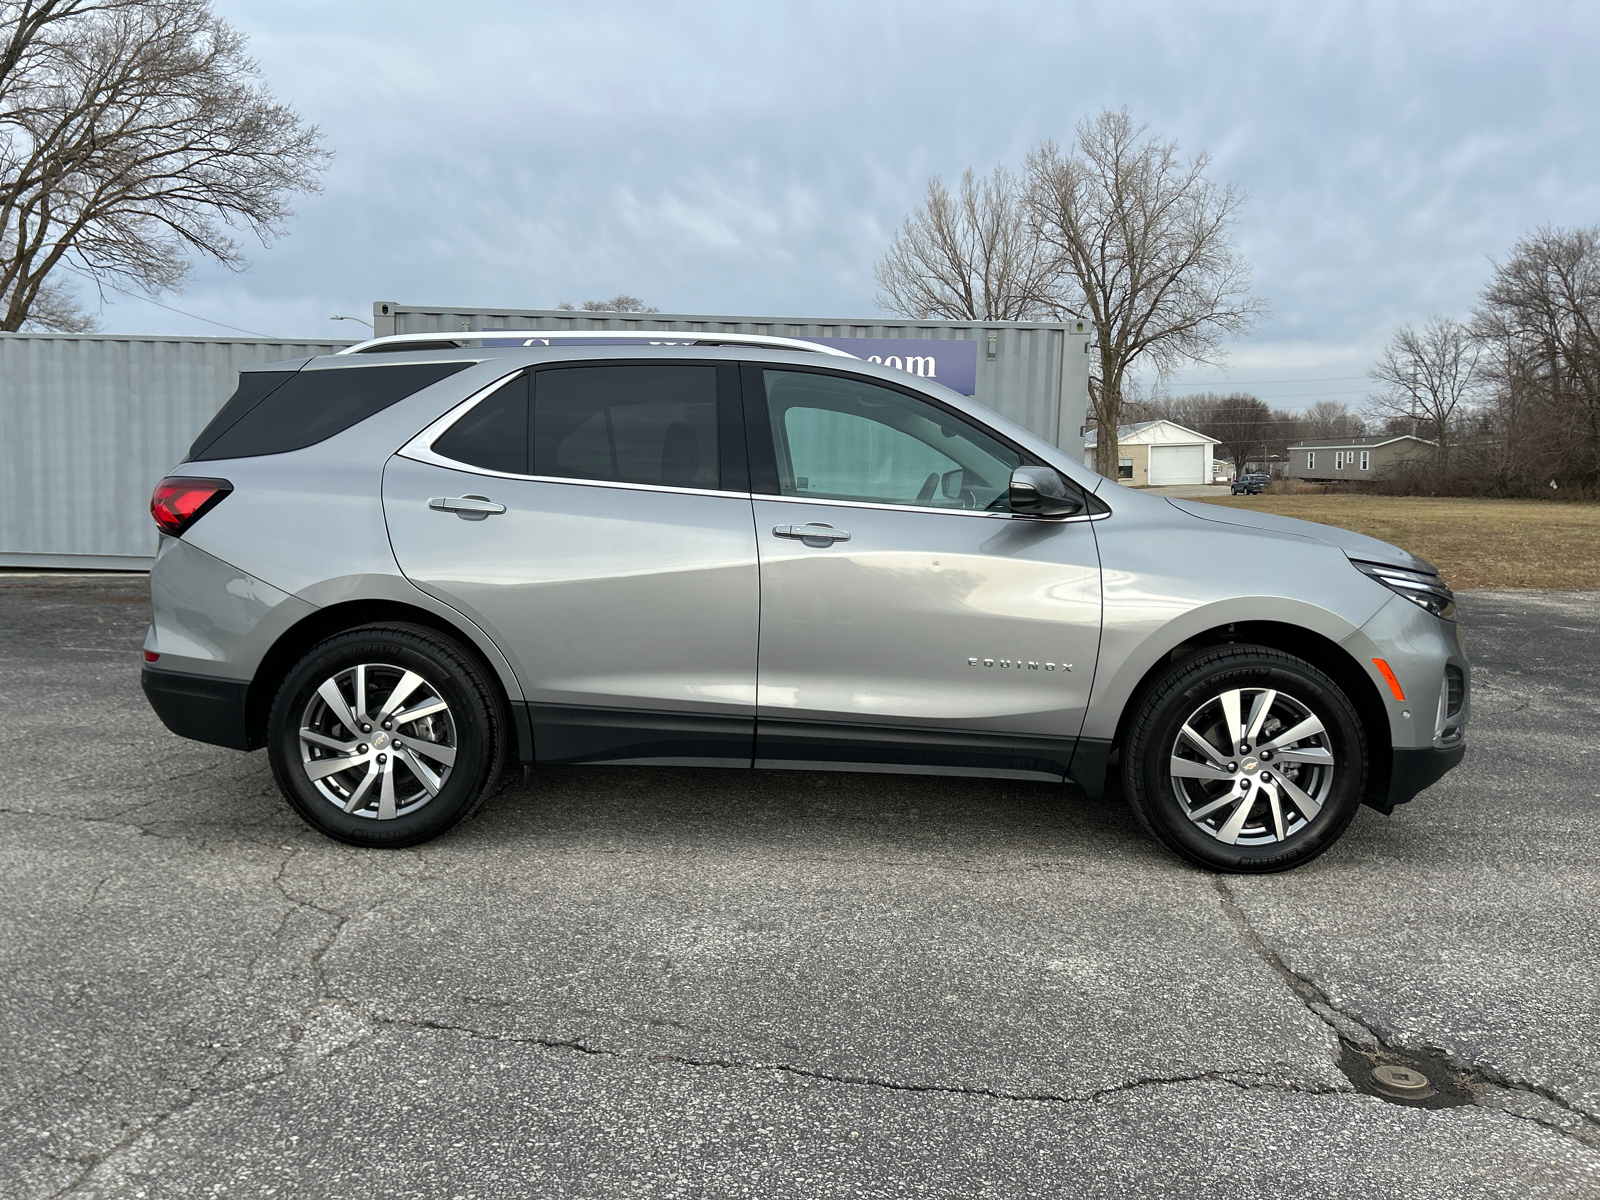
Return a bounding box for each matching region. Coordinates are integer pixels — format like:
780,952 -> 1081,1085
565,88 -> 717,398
1189,494 -> 1600,589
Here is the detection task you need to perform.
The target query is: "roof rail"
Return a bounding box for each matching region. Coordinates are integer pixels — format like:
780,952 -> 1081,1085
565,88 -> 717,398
336,330 -> 857,357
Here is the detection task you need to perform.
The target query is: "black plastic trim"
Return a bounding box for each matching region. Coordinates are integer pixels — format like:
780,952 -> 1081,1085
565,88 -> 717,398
755,717 -> 1074,780
521,703 -> 754,766
142,667 -> 253,751
1065,737 -> 1113,797
1380,743 -> 1466,811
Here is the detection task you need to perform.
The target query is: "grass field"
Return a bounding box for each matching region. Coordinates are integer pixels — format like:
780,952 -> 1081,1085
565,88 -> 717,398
1188,494 -> 1600,589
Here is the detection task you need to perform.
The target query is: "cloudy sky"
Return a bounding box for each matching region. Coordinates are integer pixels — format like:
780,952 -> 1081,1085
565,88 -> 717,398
79,0 -> 1600,411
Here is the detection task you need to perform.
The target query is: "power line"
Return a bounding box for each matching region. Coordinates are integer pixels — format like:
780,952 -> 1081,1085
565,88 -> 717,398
102,283 -> 269,337
1174,374 -> 1369,386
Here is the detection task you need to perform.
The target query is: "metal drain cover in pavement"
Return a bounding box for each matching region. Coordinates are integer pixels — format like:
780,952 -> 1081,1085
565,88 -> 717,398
1372,1064 -> 1432,1096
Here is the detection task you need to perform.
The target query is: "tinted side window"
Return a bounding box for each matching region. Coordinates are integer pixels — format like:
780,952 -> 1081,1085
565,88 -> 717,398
533,365 -> 719,489
191,362 -> 474,461
430,374 -> 529,475
762,370 -> 1020,509
187,370 -> 296,460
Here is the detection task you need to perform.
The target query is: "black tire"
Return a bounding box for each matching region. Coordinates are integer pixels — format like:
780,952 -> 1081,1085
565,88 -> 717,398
1122,644 -> 1368,873
267,622 -> 509,848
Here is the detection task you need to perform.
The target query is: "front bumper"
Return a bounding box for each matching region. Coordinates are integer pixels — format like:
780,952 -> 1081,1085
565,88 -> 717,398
142,666 -> 253,751
1386,743 -> 1466,810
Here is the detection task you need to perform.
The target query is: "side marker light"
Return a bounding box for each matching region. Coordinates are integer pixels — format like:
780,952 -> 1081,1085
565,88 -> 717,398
1372,659 -> 1406,702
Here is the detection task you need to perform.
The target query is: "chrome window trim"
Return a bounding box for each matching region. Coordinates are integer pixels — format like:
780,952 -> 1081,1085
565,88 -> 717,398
398,366 -> 1107,519
758,492 -> 1109,523
396,369 -> 745,500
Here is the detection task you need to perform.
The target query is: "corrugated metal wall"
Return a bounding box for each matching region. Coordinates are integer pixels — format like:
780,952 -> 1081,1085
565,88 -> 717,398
372,303 -> 1092,455
0,334 -> 351,569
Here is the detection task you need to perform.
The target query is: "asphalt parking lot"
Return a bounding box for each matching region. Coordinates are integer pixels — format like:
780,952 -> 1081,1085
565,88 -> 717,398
2,575 -> 1598,1198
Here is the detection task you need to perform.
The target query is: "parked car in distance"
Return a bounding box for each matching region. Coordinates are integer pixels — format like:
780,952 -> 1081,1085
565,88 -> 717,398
141,332 -> 1468,873
1231,473 -> 1271,495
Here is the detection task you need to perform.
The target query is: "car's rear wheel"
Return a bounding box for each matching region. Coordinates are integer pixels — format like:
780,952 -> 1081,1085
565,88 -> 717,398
1122,645 -> 1368,872
267,623 -> 508,847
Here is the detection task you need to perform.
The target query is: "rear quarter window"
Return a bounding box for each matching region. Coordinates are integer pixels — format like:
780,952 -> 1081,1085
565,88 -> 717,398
189,361 -> 474,461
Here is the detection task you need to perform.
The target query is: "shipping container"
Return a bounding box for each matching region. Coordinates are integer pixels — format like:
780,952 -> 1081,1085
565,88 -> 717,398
0,334 -> 352,569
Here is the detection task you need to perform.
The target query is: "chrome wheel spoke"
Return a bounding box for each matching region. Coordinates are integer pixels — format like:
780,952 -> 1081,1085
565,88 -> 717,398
1219,689 -> 1244,747
1274,771 -> 1324,821
354,664 -> 369,723
1258,715 -> 1325,754
1245,689 -> 1277,743
342,760 -> 380,812
300,729 -> 355,753
1180,723 -> 1230,767
1188,789 -> 1244,821
1170,756 -> 1233,782
399,748 -> 442,796
1216,786 -> 1257,844
306,753 -> 365,781
403,736 -> 456,767
316,679 -> 361,737
377,670 -> 426,720
1266,787 -> 1287,841
1273,745 -> 1333,766
377,759 -> 397,820
393,698 -> 448,725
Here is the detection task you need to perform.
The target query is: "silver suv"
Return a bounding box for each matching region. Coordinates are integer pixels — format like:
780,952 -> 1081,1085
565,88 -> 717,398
141,333 -> 1468,872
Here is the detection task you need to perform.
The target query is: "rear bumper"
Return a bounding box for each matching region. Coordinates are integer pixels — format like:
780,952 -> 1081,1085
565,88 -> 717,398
1382,742 -> 1466,811
141,667 -> 253,751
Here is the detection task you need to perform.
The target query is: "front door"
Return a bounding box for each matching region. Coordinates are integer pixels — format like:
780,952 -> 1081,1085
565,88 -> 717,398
384,361 -> 759,765
745,366 -> 1102,780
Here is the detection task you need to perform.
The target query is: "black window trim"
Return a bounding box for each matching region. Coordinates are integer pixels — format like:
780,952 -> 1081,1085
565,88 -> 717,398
189,359 -> 479,463
404,358 -> 750,497
738,361 -> 1107,520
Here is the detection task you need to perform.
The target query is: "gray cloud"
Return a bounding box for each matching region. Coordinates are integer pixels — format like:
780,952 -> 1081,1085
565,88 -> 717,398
82,0 -> 1600,409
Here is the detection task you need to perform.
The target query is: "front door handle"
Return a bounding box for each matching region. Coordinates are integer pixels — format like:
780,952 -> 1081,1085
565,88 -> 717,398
773,522 -> 850,545
428,494 -> 507,521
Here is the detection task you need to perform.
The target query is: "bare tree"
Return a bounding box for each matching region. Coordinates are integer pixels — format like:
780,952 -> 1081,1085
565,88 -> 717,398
1472,225 -> 1600,488
1200,393 -> 1275,472
1025,109 -> 1264,476
873,165 -> 1058,321
1302,399 -> 1366,440
555,295 -> 660,313
0,0 -> 328,331
1367,317 -> 1482,472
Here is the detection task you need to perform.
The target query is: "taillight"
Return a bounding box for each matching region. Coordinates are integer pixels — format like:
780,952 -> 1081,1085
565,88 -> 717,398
150,476 -> 232,537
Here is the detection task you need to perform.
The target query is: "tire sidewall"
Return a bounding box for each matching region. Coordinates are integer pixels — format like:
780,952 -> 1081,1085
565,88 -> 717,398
1131,653 -> 1367,872
267,627 -> 495,848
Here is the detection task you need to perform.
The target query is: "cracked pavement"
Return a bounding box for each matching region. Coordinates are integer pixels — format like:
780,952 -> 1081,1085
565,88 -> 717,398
1,575 -> 1598,1198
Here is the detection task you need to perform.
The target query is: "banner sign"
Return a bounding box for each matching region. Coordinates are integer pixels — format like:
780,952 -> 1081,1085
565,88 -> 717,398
481,334 -> 980,396
801,338 -> 978,395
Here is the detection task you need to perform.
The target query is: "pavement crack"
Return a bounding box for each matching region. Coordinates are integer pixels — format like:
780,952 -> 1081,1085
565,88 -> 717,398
354,1011 -> 1338,1107
1212,876 -> 1600,1148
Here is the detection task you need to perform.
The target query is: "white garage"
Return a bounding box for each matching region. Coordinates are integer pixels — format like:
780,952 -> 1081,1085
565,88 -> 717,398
1148,444 -> 1207,485
1082,420 -> 1220,487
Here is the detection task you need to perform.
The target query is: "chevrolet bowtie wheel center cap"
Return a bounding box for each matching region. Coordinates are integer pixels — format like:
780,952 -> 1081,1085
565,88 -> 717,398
1242,758 -> 1259,772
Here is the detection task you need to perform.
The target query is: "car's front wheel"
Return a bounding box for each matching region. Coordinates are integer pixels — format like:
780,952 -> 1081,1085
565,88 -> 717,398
1122,645 -> 1368,872
266,623 -> 509,848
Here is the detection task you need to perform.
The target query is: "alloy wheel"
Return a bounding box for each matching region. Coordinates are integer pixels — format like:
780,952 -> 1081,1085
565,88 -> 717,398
1168,686 -> 1336,845
297,663 -> 457,820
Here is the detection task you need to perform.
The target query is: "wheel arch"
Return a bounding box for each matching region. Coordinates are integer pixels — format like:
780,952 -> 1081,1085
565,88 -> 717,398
245,598 -> 531,762
1101,620 -> 1392,812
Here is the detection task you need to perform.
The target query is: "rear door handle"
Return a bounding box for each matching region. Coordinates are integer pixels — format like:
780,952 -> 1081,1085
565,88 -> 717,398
773,522 -> 850,544
428,494 -> 506,521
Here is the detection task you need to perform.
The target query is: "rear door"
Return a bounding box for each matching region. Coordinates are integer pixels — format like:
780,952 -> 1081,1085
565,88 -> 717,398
383,361 -> 759,766
744,365 -> 1103,780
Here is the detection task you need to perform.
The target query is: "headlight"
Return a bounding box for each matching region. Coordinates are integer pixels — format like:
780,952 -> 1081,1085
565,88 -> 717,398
1351,559 -> 1456,621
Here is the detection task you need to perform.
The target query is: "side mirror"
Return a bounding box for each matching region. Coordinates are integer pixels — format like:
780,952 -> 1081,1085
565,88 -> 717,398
1009,465 -> 1084,518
